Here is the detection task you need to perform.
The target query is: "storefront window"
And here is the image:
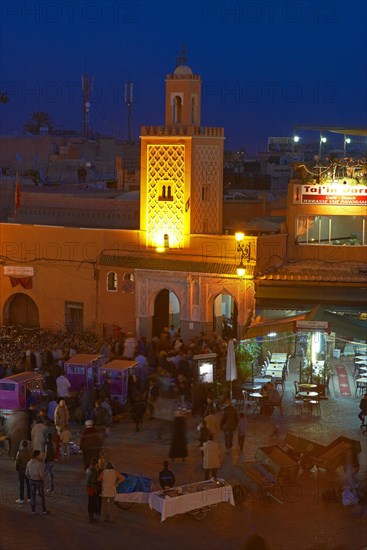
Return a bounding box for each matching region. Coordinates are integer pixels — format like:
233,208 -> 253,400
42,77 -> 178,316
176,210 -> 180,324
296,215 -> 366,245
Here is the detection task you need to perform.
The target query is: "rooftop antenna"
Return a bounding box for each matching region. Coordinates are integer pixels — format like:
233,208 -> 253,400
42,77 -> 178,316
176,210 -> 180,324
82,73 -> 94,140
124,81 -> 134,143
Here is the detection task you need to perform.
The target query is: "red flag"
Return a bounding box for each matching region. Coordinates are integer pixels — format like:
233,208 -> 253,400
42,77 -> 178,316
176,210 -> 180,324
15,174 -> 21,211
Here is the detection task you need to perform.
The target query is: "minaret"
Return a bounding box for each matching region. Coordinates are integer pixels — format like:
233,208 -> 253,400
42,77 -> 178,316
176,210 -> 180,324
140,50 -> 224,248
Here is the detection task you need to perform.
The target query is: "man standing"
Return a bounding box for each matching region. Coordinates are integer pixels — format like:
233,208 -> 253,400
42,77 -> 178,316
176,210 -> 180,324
80,420 -> 102,470
25,450 -> 49,515
159,461 -> 176,490
220,399 -> 238,452
15,440 -> 32,505
54,399 -> 69,460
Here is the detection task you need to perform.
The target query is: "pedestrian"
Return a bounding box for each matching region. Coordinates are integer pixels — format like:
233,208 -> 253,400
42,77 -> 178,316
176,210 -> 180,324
56,371 -> 71,399
201,434 -> 221,481
169,413 -> 188,462
198,419 -> 211,452
54,399 -> 69,460
358,393 -> 367,424
44,433 -> 56,493
132,393 -> 146,431
159,460 -> 176,490
98,462 -> 125,522
237,412 -> 248,463
91,400 -> 108,433
15,440 -> 32,505
220,399 -> 238,452
60,427 -> 71,461
86,457 -> 100,523
96,451 -> 106,516
25,450 -> 49,515
80,420 -> 102,470
31,418 -> 47,457
204,407 -> 218,438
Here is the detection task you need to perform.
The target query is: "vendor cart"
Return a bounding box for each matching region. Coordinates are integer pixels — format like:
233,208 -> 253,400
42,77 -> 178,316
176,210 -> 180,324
255,445 -> 299,483
310,436 -> 361,471
232,462 -> 283,505
283,432 -> 326,472
116,473 -> 153,510
149,479 -> 235,521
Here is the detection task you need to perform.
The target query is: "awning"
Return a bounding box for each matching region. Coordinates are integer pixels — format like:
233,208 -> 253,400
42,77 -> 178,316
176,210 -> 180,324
244,312 -> 308,339
245,305 -> 367,340
255,285 -> 366,309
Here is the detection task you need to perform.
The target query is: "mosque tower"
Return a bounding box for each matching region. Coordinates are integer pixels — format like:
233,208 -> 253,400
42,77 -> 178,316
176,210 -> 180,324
140,48 -> 224,249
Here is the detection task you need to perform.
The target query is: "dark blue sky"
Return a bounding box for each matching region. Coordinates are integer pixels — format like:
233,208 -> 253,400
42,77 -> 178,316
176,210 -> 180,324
1,0 -> 366,153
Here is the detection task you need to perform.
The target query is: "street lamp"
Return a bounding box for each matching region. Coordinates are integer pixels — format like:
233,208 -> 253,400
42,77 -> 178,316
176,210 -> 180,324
344,135 -> 351,157
293,135 -> 300,153
319,134 -> 327,160
235,232 -> 251,279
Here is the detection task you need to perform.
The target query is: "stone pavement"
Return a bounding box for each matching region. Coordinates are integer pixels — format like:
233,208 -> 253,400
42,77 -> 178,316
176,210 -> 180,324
0,356 -> 366,550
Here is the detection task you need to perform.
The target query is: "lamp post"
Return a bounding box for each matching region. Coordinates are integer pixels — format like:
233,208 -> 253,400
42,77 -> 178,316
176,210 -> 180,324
344,135 -> 351,158
319,133 -> 327,160
293,135 -> 300,153
235,232 -> 251,279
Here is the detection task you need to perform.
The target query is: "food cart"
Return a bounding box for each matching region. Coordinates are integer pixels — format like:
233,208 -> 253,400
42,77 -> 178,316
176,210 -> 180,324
98,359 -> 138,404
64,354 -> 105,392
148,479 -> 235,521
0,372 -> 43,415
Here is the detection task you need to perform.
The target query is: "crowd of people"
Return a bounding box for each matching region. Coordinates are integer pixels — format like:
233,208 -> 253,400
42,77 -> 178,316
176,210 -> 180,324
0,324 -> 243,521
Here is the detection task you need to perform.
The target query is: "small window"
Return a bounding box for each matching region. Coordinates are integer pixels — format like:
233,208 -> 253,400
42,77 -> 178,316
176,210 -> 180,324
107,271 -> 118,292
159,183 -> 174,201
202,185 -> 209,201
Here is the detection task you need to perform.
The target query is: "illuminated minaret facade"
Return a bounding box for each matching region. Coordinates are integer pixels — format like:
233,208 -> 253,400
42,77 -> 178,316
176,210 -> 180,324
140,50 -> 224,249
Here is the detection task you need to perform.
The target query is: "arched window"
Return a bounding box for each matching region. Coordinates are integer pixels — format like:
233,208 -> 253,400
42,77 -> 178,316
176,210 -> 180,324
173,96 -> 182,124
107,271 -> 117,292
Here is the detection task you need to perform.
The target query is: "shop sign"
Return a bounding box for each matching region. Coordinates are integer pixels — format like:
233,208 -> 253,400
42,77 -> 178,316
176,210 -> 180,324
293,184 -> 367,205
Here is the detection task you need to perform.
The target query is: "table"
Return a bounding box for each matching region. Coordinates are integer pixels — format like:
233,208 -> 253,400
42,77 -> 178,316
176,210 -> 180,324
271,353 -> 287,361
355,378 -> 367,383
355,360 -> 367,365
148,480 -> 235,522
265,369 -> 283,376
242,385 -> 261,393
298,391 -> 319,398
298,384 -> 317,389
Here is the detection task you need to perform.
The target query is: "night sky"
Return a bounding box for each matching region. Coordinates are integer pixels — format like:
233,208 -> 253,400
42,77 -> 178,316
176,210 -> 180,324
1,0 -> 366,153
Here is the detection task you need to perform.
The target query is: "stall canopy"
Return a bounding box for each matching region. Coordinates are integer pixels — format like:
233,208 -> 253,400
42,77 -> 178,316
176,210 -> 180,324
244,305 -> 367,341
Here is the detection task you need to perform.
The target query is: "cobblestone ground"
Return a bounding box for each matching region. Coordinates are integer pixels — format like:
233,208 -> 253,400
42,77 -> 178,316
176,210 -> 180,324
0,356 -> 366,550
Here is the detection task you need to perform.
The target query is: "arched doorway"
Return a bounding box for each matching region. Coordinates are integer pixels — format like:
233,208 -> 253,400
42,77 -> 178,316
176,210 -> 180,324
213,293 -> 238,339
4,293 -> 40,327
152,289 -> 180,338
